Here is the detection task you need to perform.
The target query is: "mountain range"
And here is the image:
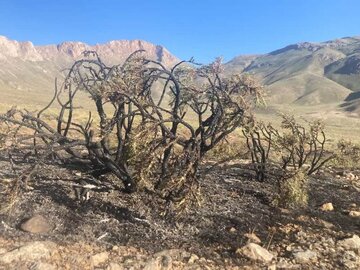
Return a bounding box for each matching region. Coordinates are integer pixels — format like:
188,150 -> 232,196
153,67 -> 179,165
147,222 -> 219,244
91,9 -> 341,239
225,36 -> 360,114
0,35 -> 359,113
0,35 -> 178,106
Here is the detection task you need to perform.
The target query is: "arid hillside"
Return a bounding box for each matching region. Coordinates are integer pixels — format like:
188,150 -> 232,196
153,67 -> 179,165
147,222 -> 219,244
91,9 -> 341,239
0,35 -> 178,106
225,36 -> 360,109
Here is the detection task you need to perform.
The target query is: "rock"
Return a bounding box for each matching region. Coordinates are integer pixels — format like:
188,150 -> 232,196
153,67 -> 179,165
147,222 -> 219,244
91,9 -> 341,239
0,241 -> 55,264
229,227 -> 237,233
349,211 -> 360,217
92,251 -> 109,267
293,250 -> 317,263
338,235 -> 360,250
188,254 -> 199,264
33,262 -> 57,270
0,248 -> 6,255
320,203 -> 334,212
244,232 -> 261,244
350,203 -> 357,208
346,172 -> 356,181
107,262 -> 124,270
20,214 -> 54,234
318,219 -> 335,229
236,243 -> 274,263
112,245 -> 119,251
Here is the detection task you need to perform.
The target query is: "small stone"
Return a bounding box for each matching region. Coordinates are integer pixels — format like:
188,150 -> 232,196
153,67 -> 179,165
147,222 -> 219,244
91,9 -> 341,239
244,233 -> 261,244
229,227 -> 237,233
0,248 -> 6,255
338,235 -> 360,250
236,243 -> 274,263
320,203 -> 334,212
112,245 -> 119,251
350,203 -> 357,208
92,251 -> 109,267
318,219 -> 335,229
20,214 -> 54,234
349,211 -> 360,217
293,250 -> 317,263
0,241 -> 55,264
346,172 -> 356,181
188,254 -> 199,264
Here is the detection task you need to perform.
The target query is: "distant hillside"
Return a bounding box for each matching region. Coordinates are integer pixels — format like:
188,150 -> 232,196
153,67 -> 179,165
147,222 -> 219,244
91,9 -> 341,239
1,35 -> 360,113
225,36 -> 360,110
0,36 -> 178,106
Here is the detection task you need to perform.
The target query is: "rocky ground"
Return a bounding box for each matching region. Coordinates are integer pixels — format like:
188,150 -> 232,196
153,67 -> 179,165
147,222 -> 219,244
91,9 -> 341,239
0,159 -> 360,269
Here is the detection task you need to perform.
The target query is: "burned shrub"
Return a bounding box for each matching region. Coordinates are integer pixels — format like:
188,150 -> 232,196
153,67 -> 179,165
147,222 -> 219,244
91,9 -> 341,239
242,121 -> 273,181
275,116 -> 335,175
0,52 -> 260,209
243,115 -> 334,180
242,115 -> 334,208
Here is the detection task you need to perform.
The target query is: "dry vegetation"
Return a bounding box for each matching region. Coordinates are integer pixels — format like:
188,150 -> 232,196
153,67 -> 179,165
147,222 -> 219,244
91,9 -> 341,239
0,52 -> 360,269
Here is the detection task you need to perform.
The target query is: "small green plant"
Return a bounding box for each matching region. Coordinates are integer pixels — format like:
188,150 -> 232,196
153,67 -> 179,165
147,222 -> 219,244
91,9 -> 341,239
333,139 -> 360,169
274,170 -> 309,209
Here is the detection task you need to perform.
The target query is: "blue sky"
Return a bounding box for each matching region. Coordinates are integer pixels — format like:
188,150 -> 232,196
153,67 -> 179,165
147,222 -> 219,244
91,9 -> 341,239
0,0 -> 359,63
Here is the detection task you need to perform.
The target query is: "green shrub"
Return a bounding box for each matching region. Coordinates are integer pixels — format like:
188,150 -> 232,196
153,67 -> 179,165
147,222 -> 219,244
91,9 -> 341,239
274,170 -> 309,209
333,139 -> 360,169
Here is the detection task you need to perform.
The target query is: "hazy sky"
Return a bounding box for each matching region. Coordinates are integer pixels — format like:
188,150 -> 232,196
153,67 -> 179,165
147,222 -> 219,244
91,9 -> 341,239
0,0 -> 359,63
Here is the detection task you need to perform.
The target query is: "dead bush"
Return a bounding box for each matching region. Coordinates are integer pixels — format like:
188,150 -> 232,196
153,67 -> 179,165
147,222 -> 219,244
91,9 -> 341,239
0,52 -> 261,212
243,115 -> 334,181
242,115 -> 335,208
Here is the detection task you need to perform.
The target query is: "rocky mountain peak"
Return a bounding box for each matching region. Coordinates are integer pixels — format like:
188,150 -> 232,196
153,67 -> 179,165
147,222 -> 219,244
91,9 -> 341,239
0,36 -> 178,66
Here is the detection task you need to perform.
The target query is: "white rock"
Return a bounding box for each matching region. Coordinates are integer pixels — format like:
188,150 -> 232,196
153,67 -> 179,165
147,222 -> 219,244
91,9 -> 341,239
188,254 -> 199,264
293,250 -> 317,263
236,243 -> 274,263
338,235 -> 360,250
0,241 -> 55,264
349,211 -> 360,217
320,203 -> 334,211
92,251 -> 109,266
